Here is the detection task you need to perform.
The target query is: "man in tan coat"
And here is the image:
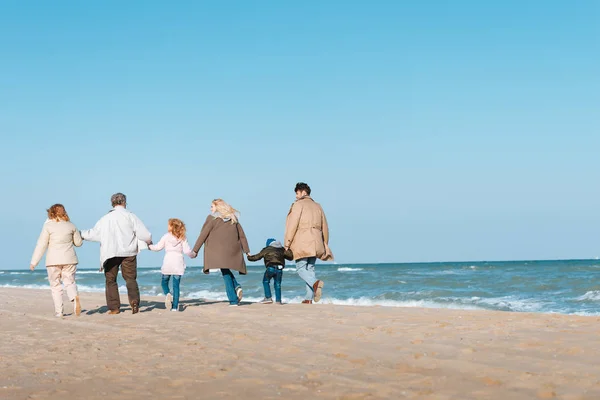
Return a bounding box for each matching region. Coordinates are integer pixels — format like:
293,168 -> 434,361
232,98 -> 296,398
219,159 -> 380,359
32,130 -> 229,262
284,182 -> 332,304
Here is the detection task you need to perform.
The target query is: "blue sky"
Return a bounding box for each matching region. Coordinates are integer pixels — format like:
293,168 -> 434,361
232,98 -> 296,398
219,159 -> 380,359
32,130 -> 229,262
1,0 -> 599,269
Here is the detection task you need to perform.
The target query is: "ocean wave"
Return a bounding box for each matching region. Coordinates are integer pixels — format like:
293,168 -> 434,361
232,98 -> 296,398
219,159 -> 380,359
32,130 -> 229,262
1,283 -> 124,294
337,267 -> 363,272
139,269 -> 162,275
317,297 -> 485,309
1,284 -> 50,290
573,311 -> 600,316
575,291 -> 600,301
473,296 -> 545,312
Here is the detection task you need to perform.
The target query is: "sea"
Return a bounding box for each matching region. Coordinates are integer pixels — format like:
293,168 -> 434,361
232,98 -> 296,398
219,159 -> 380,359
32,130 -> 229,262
2,259 -> 600,316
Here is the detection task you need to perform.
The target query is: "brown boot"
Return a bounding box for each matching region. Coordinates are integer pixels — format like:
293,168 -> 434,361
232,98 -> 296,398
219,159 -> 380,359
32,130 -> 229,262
301,300 -> 313,304
73,296 -> 82,316
108,309 -> 120,315
312,280 -> 324,303
131,301 -> 139,314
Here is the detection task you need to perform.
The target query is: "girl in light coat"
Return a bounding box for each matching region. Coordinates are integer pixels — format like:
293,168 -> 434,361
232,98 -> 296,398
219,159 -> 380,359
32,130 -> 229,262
149,218 -> 196,312
30,204 -> 83,317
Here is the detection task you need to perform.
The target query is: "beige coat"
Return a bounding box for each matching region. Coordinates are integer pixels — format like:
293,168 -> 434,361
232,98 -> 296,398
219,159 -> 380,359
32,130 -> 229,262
284,196 -> 333,261
31,220 -> 83,267
193,215 -> 250,274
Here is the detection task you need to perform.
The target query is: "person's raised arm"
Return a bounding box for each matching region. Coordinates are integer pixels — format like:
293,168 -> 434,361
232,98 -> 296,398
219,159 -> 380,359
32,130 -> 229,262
182,238 -> 196,258
149,234 -> 167,251
284,248 -> 294,261
132,214 -> 152,244
236,223 -> 250,254
321,207 -> 329,245
30,225 -> 50,270
72,225 -> 83,247
284,203 -> 302,249
193,216 -> 214,254
247,248 -> 266,262
81,219 -> 102,242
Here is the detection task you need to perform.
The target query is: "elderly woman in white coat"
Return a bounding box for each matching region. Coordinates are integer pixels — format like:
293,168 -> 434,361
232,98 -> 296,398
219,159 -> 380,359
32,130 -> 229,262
149,218 -> 196,312
30,204 -> 83,317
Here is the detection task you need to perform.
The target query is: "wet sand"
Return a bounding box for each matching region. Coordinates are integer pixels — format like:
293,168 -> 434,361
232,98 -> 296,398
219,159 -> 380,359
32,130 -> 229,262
1,287 -> 599,399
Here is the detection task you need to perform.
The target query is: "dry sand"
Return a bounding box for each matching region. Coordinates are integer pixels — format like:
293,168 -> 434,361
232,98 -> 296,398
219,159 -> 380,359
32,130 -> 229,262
1,287 -> 600,399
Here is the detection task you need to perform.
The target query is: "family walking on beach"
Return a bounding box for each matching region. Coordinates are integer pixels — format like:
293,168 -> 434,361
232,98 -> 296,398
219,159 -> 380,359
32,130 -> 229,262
29,183 -> 333,317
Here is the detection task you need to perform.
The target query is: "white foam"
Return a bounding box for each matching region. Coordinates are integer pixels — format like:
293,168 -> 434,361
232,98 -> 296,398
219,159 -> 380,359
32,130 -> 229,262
317,297 -> 484,310
0,284 -> 50,290
0,283 -> 123,294
576,291 -> 600,301
337,267 -> 363,272
572,311 -> 600,316
474,296 -> 545,312
139,269 -> 161,275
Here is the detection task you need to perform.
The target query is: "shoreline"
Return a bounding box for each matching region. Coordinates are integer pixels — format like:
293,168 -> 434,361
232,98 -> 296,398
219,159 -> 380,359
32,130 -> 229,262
2,286 -> 599,317
2,287 -> 600,399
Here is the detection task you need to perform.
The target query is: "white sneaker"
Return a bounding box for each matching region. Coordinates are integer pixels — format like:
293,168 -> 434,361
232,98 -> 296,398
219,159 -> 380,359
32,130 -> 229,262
229,304 -> 239,307
235,287 -> 243,302
54,312 -> 63,318
260,298 -> 273,304
171,308 -> 178,312
165,293 -> 173,310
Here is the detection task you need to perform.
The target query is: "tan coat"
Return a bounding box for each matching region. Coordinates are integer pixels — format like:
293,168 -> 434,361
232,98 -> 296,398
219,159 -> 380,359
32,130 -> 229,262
284,196 -> 333,261
193,215 -> 250,274
31,220 -> 83,267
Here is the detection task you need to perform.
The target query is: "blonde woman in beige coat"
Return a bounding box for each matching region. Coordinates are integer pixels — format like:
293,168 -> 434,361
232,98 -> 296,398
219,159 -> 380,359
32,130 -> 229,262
30,204 -> 83,317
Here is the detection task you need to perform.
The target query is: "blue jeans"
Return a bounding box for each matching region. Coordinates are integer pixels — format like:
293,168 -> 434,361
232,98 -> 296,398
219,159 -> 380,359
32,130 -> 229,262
220,269 -> 241,305
263,266 -> 283,303
161,274 -> 181,310
296,257 -> 317,300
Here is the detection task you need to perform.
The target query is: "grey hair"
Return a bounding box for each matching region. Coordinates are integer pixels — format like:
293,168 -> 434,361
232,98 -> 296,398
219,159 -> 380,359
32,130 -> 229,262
111,193 -> 127,207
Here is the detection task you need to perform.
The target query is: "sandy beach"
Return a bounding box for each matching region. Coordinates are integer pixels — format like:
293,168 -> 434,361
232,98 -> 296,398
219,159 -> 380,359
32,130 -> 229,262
1,288 -> 599,399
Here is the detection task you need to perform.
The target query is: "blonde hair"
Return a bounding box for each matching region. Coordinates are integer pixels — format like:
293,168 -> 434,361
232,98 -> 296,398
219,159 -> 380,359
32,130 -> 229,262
168,218 -> 186,240
212,199 -> 239,224
47,204 -> 70,222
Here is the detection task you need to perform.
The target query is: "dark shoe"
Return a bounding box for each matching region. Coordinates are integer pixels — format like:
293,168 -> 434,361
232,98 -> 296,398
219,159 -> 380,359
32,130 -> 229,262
131,302 -> 139,314
108,309 -> 120,315
301,300 -> 313,304
312,280 -> 324,303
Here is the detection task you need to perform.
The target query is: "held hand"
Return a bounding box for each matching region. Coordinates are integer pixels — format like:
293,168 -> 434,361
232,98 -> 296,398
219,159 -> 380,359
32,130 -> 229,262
30,264 -> 35,271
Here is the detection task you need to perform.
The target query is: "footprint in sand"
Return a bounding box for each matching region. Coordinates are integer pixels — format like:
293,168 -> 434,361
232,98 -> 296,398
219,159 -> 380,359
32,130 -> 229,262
537,390 -> 556,399
481,377 -> 502,386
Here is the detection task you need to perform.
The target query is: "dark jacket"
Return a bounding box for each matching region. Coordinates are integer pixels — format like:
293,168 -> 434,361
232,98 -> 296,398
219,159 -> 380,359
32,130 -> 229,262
193,215 -> 250,274
247,241 -> 293,268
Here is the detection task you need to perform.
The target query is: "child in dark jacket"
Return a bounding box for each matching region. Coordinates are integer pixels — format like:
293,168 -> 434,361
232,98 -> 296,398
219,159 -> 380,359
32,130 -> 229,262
247,238 -> 293,304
